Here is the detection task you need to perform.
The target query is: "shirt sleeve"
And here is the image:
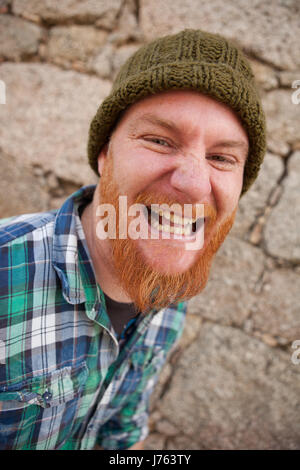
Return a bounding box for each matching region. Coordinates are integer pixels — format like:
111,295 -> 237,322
96,359 -> 163,450
96,301 -> 187,450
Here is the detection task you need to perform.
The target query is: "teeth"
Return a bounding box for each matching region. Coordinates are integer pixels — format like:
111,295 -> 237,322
150,207 -> 196,225
151,222 -> 193,236
170,213 -> 187,225
163,211 -> 170,220
183,225 -> 192,236
164,224 -> 174,233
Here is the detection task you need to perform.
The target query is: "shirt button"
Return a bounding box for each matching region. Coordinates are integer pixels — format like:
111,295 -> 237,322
42,390 -> 52,405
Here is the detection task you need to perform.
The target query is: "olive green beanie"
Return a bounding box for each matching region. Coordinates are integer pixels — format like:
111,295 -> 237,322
87,28 -> 266,196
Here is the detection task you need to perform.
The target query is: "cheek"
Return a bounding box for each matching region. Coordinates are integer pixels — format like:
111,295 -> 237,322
212,173 -> 243,215
113,146 -> 171,193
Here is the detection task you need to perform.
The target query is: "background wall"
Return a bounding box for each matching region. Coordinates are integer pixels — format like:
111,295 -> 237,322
0,0 -> 300,449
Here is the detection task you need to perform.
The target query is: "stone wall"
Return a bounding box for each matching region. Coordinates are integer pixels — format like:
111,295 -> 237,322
0,0 -> 300,449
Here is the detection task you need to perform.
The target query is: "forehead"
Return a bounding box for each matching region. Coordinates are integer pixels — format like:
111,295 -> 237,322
115,89 -> 248,143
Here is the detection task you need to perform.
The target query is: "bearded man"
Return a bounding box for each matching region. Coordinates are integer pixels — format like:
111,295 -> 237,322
0,29 -> 266,450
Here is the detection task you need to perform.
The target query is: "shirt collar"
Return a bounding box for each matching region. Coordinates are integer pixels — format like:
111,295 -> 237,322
52,184 -> 97,305
51,184 -> 162,327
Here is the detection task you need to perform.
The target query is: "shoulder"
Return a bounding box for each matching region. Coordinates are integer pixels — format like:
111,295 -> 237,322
0,210 -> 57,248
145,301 -> 188,352
0,211 -> 57,274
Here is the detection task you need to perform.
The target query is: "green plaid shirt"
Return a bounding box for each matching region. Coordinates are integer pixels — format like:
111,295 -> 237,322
0,185 -> 187,450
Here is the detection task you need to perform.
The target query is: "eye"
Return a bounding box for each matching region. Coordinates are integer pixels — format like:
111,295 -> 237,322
144,137 -> 170,147
207,155 -> 235,165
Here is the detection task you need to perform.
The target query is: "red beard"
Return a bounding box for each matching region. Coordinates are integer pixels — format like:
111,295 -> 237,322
98,153 -> 237,314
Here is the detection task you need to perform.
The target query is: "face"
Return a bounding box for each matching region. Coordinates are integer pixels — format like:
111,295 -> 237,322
97,90 -> 248,312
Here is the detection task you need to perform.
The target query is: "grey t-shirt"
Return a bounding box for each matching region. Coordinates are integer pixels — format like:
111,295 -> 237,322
103,292 -> 139,338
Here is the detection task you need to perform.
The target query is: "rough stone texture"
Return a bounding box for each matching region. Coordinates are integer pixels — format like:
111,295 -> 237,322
87,43 -> 115,79
0,0 -> 11,14
0,148 -> 49,217
149,361 -> 173,411
232,152 -> 284,239
0,63 -> 110,191
251,268 -> 300,341
0,14 -> 43,60
140,0 -> 300,70
166,436 -> 202,450
12,0 -> 122,26
144,432 -> 166,450
187,236 -> 265,327
111,44 -> 141,78
152,323 -> 300,450
279,71 -> 300,88
116,0 -> 139,38
88,43 -> 140,80
249,60 -> 279,91
264,152 -> 300,262
46,26 -> 108,64
262,90 -> 300,152
174,314 -> 203,350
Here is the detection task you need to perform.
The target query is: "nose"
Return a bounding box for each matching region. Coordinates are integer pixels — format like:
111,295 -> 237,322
169,152 -> 212,202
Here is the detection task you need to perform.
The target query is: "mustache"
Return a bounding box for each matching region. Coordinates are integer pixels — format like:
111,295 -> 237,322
133,190 -> 217,222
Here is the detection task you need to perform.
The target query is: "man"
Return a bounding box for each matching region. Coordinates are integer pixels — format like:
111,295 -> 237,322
0,29 -> 266,450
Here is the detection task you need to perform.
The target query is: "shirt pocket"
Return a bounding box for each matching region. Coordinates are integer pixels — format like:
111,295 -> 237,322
0,362 -> 88,450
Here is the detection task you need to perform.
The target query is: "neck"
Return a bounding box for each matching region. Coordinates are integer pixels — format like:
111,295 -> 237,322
80,184 -> 133,303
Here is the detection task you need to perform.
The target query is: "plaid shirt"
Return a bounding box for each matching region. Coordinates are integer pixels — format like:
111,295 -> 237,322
0,185 -> 187,450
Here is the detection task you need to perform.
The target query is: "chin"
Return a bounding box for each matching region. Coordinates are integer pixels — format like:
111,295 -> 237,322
142,248 -> 198,275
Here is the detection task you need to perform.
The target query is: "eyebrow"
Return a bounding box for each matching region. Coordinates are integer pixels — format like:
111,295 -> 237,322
130,113 -> 188,136
130,113 -> 249,158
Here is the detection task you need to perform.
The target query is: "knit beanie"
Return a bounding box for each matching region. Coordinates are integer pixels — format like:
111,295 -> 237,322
87,29 -> 266,196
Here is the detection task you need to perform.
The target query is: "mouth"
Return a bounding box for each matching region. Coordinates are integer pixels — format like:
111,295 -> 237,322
144,205 -> 205,239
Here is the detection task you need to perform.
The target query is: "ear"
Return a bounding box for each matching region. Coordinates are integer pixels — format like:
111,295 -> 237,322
97,142 -> 109,176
